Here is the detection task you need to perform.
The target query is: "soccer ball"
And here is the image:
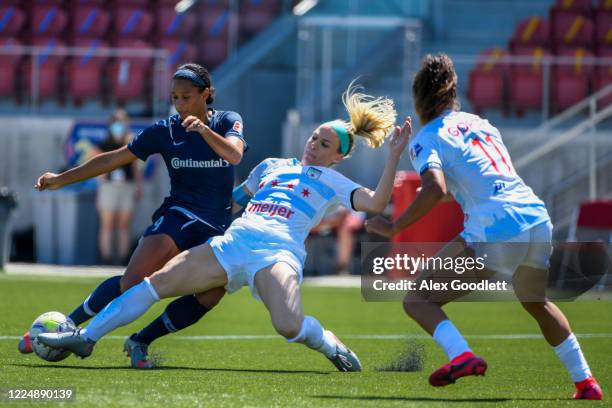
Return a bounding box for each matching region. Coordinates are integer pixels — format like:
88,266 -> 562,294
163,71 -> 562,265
29,311 -> 76,362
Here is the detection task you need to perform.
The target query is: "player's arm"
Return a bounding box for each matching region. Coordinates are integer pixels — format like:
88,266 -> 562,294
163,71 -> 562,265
231,183 -> 252,212
365,168 -> 447,238
35,146 -> 137,191
352,117 -> 412,214
182,116 -> 244,165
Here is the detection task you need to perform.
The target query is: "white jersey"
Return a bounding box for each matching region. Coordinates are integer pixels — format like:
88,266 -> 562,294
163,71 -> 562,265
408,110 -> 550,242
233,158 -> 362,252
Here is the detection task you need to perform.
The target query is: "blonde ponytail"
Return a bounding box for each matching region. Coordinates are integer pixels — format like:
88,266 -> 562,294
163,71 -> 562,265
341,81 -> 397,152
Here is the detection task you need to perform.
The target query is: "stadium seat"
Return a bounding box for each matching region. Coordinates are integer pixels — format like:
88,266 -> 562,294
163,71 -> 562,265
509,47 -> 551,113
553,0 -> 594,13
155,6 -> 196,40
22,38 -> 67,101
551,10 -> 595,50
551,48 -> 594,111
67,39 -> 109,104
112,6 -> 153,40
0,5 -> 26,38
509,16 -> 551,51
30,5 -> 68,38
239,0 -> 281,36
594,47 -> 612,108
107,39 -> 152,103
158,39 -> 197,96
467,48 -> 508,113
599,0 -> 612,10
69,5 -> 110,40
199,7 -> 232,66
0,37 -> 23,100
595,9 -> 612,45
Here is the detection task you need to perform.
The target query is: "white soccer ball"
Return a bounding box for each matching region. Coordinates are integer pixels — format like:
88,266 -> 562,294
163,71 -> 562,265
29,311 -> 76,362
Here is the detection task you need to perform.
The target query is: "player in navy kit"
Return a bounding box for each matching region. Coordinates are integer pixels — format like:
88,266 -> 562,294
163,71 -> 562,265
21,63 -> 244,369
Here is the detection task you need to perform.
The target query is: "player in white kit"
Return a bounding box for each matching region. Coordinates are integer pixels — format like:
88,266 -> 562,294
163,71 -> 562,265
366,54 -> 602,399
38,83 -> 411,372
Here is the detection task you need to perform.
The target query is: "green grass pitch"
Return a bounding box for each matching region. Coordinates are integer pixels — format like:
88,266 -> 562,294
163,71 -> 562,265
1,273 -> 609,407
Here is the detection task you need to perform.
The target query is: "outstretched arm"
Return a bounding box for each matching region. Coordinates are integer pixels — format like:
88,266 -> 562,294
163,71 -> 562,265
352,117 -> 412,214
35,146 -> 137,191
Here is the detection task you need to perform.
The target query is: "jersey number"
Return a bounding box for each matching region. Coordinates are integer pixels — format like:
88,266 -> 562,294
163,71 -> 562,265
471,133 -> 513,175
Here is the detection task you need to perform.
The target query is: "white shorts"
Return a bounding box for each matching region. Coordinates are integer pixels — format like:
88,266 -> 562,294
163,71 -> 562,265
470,221 -> 553,277
96,181 -> 136,213
209,224 -> 305,299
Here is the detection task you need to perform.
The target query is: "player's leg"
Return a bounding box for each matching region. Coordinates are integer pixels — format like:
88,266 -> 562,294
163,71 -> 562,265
36,243 -> 228,356
402,237 -> 487,386
254,263 -> 361,371
514,265 -> 602,400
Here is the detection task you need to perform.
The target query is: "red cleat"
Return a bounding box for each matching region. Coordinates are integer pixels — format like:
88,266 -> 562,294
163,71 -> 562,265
573,377 -> 603,400
429,351 -> 487,387
17,331 -> 33,354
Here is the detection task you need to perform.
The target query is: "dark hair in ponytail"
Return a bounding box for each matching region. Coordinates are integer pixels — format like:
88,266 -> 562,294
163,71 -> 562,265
176,62 -> 215,104
412,54 -> 459,124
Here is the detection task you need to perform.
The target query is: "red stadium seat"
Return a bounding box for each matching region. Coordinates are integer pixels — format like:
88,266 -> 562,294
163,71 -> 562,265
200,39 -> 229,67
509,16 -> 551,51
108,39 -> 152,103
199,7 -> 232,66
551,48 -> 594,111
239,0 -> 281,36
0,5 -> 26,38
509,47 -> 551,112
30,5 -> 68,38
595,9 -> 612,45
155,6 -> 196,40
70,5 -> 110,40
599,0 -> 612,10
0,37 -> 23,99
551,11 -> 595,50
554,0 -> 594,13
113,6 -> 153,40
67,39 -> 109,104
467,48 -> 508,113
23,38 -> 67,100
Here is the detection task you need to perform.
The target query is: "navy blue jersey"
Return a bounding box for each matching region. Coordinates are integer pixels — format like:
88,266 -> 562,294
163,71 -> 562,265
128,109 -> 246,233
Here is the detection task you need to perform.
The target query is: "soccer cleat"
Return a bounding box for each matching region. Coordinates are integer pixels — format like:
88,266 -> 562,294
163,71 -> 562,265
17,331 -> 33,354
573,377 -> 603,400
429,351 -> 487,386
325,331 -> 362,372
36,329 -> 95,359
123,334 -> 154,369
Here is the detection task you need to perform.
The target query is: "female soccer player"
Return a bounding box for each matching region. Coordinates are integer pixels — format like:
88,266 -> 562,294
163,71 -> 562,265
366,54 -> 602,400
21,63 -> 243,369
38,84 -> 410,372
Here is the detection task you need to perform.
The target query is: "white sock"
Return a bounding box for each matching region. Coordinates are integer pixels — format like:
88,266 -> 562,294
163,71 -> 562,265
82,278 -> 160,342
287,316 -> 337,358
433,319 -> 471,361
553,333 -> 592,382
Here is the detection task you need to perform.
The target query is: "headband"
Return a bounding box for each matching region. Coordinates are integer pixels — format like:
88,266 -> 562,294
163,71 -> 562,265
173,68 -> 208,89
325,120 -> 351,156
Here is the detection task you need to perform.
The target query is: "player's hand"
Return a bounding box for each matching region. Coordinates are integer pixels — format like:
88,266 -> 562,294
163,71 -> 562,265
365,215 -> 394,238
182,115 -> 208,134
35,172 -> 62,191
389,116 -> 412,159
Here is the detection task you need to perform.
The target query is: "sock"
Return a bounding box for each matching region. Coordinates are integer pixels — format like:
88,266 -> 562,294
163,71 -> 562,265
82,278 -> 160,342
433,319 -> 471,361
287,316 -> 337,358
553,333 -> 592,383
133,295 -> 211,345
68,275 -> 122,325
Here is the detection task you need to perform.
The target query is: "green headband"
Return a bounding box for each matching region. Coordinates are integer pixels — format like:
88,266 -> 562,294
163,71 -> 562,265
326,120 -> 351,156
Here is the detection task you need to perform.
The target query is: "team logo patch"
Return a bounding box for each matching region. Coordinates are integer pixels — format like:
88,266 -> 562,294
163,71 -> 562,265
306,167 -> 322,180
232,121 -> 243,133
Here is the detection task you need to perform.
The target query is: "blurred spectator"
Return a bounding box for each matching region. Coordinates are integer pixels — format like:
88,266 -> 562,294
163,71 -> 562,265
310,207 -> 365,275
95,109 -> 142,265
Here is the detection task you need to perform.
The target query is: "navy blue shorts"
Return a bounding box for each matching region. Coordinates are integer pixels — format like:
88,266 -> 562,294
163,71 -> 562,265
142,206 -> 224,251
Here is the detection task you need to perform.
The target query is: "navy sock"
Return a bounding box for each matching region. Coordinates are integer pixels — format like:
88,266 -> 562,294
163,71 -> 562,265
68,275 -> 123,326
133,295 -> 210,345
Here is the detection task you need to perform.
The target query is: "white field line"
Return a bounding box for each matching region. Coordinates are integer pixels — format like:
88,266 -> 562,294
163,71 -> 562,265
1,333 -> 611,341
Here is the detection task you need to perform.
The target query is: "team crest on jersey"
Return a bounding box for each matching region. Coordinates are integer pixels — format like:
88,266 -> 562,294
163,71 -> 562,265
306,167 -> 322,180
232,121 -> 243,133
